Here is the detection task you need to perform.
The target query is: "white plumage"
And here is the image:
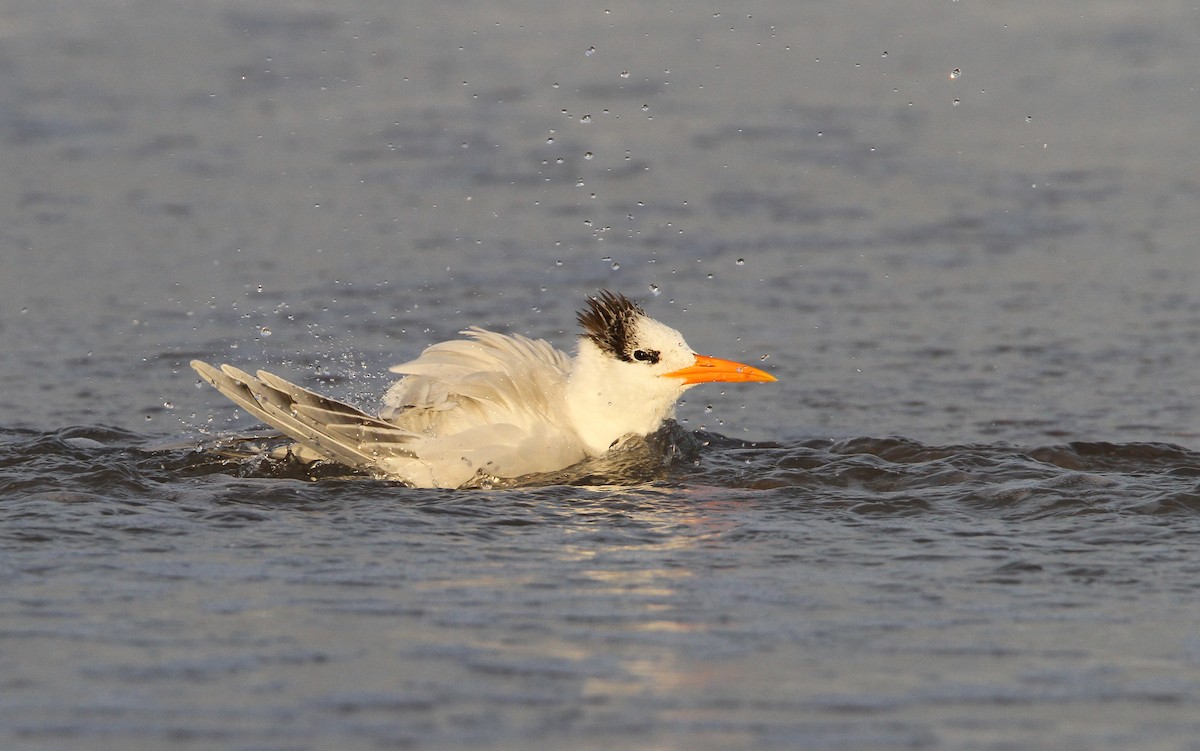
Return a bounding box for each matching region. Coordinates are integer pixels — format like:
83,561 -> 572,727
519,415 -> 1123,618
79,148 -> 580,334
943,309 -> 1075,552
191,291 -> 775,488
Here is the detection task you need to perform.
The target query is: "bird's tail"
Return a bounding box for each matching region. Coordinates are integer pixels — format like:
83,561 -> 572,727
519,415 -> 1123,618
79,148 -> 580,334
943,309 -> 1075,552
190,360 -> 419,473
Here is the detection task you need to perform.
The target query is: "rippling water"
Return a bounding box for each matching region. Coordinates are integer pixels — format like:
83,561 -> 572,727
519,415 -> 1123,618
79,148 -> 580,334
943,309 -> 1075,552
4,0 -> 1200,748
5,426 -> 1200,748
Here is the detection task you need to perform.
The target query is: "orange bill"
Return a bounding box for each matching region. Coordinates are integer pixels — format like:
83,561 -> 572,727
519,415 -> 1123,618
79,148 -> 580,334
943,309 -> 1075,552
662,354 -> 777,385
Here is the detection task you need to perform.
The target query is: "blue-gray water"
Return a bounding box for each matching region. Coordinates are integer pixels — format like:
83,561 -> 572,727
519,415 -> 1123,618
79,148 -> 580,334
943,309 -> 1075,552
2,1 -> 1199,749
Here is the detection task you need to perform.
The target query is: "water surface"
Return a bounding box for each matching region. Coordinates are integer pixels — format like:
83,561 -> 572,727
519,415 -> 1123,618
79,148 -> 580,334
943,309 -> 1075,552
2,1 -> 1199,748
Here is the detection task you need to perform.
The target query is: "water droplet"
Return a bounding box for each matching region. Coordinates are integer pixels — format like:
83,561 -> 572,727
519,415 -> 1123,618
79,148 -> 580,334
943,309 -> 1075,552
580,114 -> 592,123
1025,115 -> 1033,123
163,401 -> 174,409
949,68 -> 961,80
585,46 -> 596,57
584,151 -> 594,160
611,261 -> 620,270
953,98 -> 960,106
704,405 -> 713,413
648,284 -> 660,295
735,258 -> 745,266
260,326 -> 272,337
620,70 -> 630,78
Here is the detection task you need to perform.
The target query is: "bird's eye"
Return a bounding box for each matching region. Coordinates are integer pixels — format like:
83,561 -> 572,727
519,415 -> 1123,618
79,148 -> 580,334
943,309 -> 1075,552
632,349 -> 660,364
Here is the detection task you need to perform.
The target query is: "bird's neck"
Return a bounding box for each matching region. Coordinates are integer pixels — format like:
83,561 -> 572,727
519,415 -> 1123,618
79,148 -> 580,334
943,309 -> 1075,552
564,339 -> 682,456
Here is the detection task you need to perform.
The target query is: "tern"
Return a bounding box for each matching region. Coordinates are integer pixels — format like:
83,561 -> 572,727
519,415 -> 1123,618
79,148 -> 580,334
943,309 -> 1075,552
191,290 -> 775,488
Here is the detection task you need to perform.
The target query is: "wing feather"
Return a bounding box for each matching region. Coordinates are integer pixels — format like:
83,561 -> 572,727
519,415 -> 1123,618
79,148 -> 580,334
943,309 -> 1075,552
191,360 -> 418,473
383,328 -> 573,429
192,327 -> 585,488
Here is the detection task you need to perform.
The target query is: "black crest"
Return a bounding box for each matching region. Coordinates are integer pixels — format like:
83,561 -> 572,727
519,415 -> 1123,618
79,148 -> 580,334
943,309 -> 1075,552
577,290 -> 645,362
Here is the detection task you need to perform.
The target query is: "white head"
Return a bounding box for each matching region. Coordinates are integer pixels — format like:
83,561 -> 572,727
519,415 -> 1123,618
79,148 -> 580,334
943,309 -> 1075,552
565,291 -> 775,455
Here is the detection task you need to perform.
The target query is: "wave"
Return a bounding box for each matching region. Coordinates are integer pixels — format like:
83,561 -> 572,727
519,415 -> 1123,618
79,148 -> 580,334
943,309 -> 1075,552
695,434 -> 1200,516
1,425 -> 1197,517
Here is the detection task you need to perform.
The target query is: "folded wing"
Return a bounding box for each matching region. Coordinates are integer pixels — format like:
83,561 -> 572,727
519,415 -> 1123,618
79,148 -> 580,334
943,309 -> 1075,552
190,360 -> 420,473
191,328 -> 587,488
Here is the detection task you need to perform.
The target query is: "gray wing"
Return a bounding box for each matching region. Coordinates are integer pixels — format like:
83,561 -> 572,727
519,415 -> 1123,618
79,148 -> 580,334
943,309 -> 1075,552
190,360 -> 420,473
